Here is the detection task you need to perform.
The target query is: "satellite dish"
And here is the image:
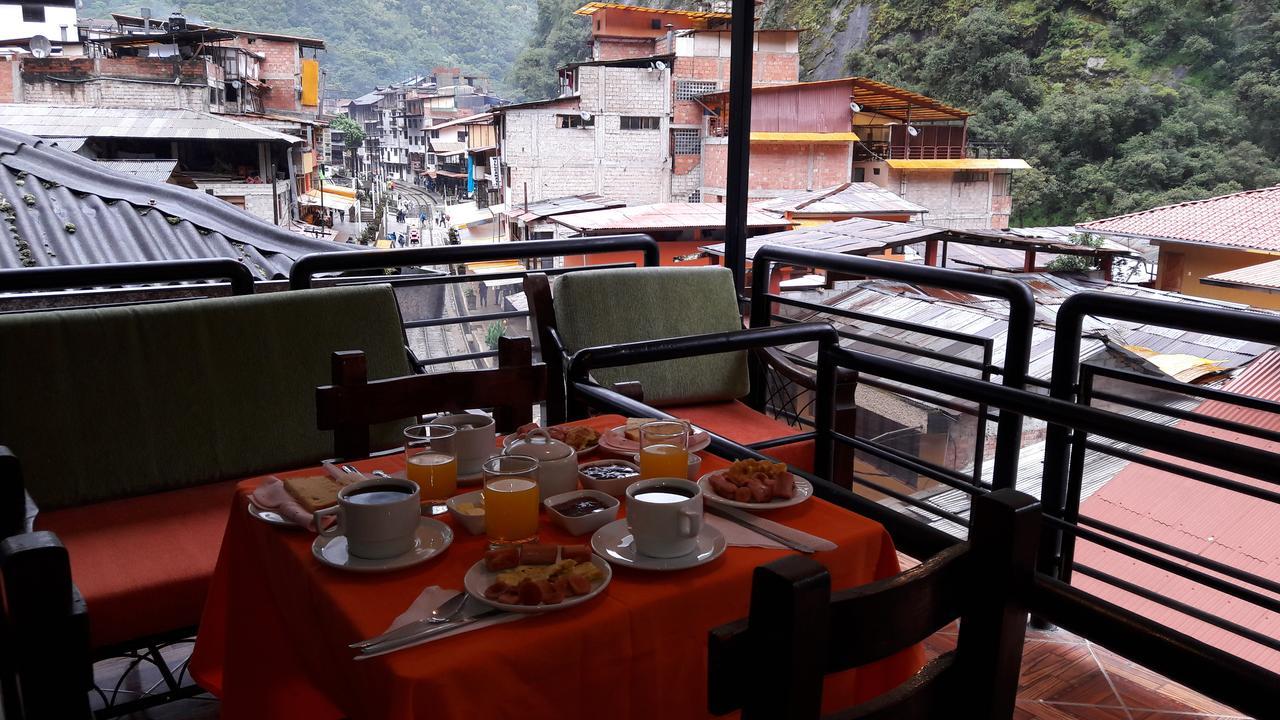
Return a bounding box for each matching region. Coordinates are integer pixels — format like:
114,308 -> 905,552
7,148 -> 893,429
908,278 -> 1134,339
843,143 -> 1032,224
849,101 -> 861,113
654,60 -> 667,71
29,35 -> 51,59
579,111 -> 592,121
906,125 -> 920,137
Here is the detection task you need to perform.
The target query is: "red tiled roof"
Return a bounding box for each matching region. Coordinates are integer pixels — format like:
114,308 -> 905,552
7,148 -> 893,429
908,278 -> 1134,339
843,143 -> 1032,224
1201,258 -> 1280,294
1073,351 -> 1280,672
1078,185 -> 1280,252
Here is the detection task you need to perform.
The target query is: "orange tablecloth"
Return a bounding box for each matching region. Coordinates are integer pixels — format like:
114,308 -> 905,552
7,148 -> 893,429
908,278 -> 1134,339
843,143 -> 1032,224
189,415 -> 922,719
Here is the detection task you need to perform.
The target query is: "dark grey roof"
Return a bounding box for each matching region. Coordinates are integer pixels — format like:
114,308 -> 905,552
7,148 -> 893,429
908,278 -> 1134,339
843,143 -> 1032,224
0,126 -> 352,279
701,216 -> 944,260
753,183 -> 928,216
90,159 -> 178,184
0,105 -> 300,143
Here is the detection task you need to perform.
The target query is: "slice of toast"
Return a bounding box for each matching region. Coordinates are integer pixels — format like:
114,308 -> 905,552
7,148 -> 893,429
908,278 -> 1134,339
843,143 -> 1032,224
623,417 -> 658,442
283,475 -> 344,513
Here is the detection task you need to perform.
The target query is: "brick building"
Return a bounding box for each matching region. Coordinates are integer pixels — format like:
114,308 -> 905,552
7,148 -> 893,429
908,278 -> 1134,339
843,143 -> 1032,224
0,13 -> 328,227
497,2 -> 799,209
697,78 -> 1030,229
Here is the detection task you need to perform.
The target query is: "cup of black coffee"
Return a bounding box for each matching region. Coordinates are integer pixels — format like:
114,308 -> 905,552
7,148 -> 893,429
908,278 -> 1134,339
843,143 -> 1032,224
314,478 -> 421,559
625,478 -> 703,558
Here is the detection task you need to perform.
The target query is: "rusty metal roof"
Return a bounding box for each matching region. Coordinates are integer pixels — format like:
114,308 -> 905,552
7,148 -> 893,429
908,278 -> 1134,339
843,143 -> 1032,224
1201,258 -> 1280,295
0,104 -> 301,144
552,202 -> 791,234
504,194 -> 626,224
1078,184 -> 1280,253
573,2 -> 732,20
700,77 -> 971,122
1075,350 -> 1280,672
753,183 -> 928,217
0,127 -> 348,279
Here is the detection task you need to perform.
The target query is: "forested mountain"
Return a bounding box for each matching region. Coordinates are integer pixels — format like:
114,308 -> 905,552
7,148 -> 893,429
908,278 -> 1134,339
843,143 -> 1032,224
511,0 -> 1280,224
80,0 -> 536,96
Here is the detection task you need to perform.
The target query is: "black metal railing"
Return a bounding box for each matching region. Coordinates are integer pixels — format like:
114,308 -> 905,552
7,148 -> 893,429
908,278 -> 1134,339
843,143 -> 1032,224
747,245 -> 1035,493
287,235 -> 661,371
563,325 -> 1280,718
0,259 -> 255,309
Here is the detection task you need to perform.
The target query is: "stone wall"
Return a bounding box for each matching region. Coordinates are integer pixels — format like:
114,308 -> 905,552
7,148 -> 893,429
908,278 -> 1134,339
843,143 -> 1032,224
17,56 -> 217,111
192,179 -> 288,225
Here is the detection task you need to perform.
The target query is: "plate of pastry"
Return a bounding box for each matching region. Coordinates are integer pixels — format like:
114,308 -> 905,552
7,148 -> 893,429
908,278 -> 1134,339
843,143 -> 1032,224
463,543 -> 611,614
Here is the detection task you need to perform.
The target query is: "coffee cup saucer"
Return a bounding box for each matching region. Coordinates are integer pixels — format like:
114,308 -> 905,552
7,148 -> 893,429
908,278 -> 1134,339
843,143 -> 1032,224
589,518 -> 726,571
312,517 -> 453,573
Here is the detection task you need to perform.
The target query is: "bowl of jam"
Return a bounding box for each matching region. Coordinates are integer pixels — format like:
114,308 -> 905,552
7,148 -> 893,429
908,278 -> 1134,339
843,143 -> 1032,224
578,459 -> 642,497
543,489 -> 621,536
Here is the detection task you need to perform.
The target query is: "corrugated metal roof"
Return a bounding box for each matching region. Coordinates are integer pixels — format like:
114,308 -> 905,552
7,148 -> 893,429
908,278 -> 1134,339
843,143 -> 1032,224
573,2 -> 733,20
753,183 -> 928,217
1075,353 -> 1280,672
1201,258 -> 1280,294
504,194 -> 627,224
886,159 -> 1031,170
90,159 -> 177,184
553,202 -> 791,233
1078,184 -> 1280,253
702,217 -> 942,260
0,105 -> 301,144
0,127 -> 350,279
701,77 -> 970,123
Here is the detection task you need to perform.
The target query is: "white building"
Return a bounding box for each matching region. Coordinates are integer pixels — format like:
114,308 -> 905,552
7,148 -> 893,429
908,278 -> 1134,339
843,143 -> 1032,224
0,0 -> 78,43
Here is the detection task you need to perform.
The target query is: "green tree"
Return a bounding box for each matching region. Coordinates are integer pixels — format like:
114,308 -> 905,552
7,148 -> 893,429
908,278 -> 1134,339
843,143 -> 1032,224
507,0 -> 592,100
330,116 -> 365,147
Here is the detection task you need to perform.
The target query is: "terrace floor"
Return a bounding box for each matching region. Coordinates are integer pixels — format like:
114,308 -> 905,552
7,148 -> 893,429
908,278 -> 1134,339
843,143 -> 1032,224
87,558 -> 1250,720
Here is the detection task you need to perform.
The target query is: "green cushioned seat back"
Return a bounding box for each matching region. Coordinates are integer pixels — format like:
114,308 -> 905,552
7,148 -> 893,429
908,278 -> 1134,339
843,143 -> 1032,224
0,285 -> 413,510
553,266 -> 748,406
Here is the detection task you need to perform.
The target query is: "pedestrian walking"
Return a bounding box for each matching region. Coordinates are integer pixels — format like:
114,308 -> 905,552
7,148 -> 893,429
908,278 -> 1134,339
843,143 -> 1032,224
397,209 -> 406,224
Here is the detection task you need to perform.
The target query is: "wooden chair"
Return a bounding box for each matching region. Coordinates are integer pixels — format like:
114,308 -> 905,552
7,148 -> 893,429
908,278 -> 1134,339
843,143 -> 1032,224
524,267 -> 855,478
317,336 -> 547,460
708,488 -> 1040,720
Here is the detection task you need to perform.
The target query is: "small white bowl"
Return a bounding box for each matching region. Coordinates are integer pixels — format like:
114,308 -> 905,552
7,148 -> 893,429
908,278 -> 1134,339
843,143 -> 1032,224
578,459 -> 642,497
543,489 -> 620,536
446,490 -> 486,535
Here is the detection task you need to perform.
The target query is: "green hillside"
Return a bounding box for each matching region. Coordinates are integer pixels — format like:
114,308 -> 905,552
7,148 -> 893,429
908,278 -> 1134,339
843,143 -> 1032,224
79,0 -> 536,96
511,0 -> 1280,224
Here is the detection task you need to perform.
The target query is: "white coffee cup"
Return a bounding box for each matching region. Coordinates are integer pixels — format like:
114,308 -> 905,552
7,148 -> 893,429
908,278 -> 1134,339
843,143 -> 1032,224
314,478 -> 421,559
626,478 -> 703,558
433,413 -> 496,476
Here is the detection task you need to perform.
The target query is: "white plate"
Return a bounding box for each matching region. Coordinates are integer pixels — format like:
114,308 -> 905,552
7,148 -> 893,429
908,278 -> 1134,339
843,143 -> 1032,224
598,424 -> 711,454
247,500 -> 304,529
463,554 -> 612,613
697,470 -> 813,511
590,518 -> 726,571
312,518 -> 453,573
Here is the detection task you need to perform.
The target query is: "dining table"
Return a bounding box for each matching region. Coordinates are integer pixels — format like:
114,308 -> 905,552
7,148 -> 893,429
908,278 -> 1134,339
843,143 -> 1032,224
189,413 -> 924,719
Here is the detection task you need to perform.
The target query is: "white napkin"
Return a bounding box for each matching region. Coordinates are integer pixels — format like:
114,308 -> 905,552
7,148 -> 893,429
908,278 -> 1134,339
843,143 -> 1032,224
706,515 -> 786,549
357,586 -> 524,659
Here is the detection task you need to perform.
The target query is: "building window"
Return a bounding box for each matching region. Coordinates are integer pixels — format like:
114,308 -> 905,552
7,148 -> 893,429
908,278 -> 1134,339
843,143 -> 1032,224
873,167 -> 881,175
954,170 -> 990,184
620,116 -> 661,130
557,113 -> 595,129
992,171 -> 1012,197
675,80 -> 718,100
688,190 -> 701,203
853,167 -> 865,182
650,19 -> 661,29
673,128 -> 701,155
22,4 -> 45,22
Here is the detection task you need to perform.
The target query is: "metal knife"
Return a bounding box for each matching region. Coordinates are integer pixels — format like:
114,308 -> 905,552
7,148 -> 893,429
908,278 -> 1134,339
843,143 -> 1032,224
707,504 -> 834,554
358,600 -> 503,656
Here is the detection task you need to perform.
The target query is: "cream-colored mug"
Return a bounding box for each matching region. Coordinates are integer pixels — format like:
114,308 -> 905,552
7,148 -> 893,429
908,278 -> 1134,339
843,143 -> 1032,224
313,478 -> 421,559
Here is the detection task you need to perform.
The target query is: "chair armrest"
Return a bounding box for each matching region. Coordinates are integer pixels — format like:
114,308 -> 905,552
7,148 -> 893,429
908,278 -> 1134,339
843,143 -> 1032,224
0,447 -> 30,539
0,531 -> 93,719
610,381 -> 645,403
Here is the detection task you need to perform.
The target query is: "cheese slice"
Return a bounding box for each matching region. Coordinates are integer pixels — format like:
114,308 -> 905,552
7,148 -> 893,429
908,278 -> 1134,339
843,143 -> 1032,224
624,417 -> 659,442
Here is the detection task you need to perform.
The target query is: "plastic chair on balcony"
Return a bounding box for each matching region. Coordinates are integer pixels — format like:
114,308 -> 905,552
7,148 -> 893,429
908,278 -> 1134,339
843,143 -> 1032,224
525,265 -> 850,473
707,488 -> 1040,720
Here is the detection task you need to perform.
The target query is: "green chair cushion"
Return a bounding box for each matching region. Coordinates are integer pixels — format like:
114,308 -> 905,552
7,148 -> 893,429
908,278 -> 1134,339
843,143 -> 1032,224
552,266 -> 749,406
0,285 -> 413,510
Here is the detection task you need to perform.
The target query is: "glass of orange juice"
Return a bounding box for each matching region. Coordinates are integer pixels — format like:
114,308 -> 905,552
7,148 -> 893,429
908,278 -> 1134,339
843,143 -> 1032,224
404,423 -> 458,516
639,420 -> 690,480
482,455 -> 540,547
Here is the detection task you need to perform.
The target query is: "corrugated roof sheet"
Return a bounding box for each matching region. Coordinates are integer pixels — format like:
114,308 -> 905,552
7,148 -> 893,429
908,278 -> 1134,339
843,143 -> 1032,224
753,183 -> 928,217
504,194 -> 627,223
702,217 -> 942,260
886,158 -> 1030,170
573,2 -> 733,20
1201,258 -> 1280,294
0,127 -> 349,279
0,105 -> 301,144
701,77 -> 970,123
1075,352 -> 1280,672
553,202 -> 790,233
90,159 -> 177,184
1078,184 -> 1280,252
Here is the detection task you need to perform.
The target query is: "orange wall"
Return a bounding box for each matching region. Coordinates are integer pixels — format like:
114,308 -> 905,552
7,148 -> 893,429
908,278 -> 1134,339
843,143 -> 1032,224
1159,244 -> 1280,310
591,8 -> 705,40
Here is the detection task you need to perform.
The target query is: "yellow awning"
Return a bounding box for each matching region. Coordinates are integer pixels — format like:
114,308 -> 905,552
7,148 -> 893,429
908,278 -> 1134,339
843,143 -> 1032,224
466,259 -> 525,274
750,131 -> 860,143
301,191 -> 356,211
886,158 -> 1031,170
